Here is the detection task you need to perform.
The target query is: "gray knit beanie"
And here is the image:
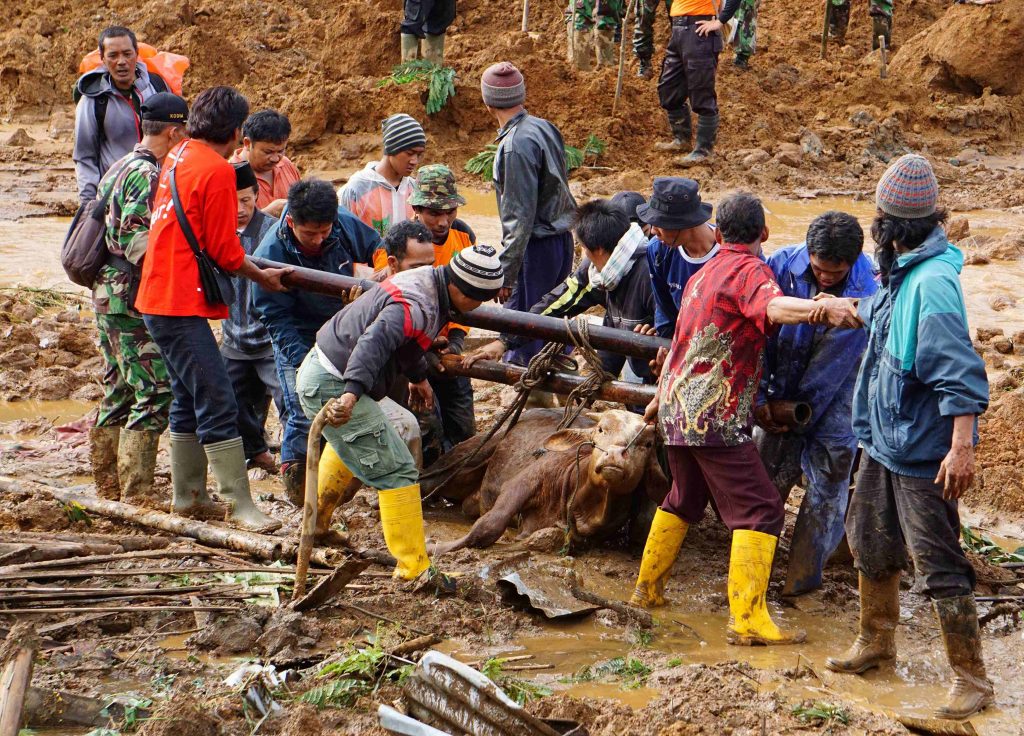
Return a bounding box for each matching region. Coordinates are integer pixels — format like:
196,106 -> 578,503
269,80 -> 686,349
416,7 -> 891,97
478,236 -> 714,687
381,113 -> 426,155
480,62 -> 526,109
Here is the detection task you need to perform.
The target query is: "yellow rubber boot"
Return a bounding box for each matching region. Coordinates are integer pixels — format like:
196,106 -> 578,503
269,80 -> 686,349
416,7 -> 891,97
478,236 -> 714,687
378,484 -> 431,581
316,445 -> 360,537
629,509 -> 688,608
727,530 -> 806,645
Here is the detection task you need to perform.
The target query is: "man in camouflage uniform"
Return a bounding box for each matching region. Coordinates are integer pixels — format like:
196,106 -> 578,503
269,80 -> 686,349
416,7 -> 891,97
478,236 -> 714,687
731,0 -> 759,69
829,0 -> 892,50
567,0 -> 624,70
90,93 -> 188,504
633,0 -> 671,78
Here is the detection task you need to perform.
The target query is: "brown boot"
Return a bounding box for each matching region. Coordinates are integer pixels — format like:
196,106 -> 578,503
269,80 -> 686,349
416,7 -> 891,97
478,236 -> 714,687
89,426 -> 121,501
826,572 -> 900,674
933,595 -> 994,720
281,461 -> 306,506
117,429 -> 161,505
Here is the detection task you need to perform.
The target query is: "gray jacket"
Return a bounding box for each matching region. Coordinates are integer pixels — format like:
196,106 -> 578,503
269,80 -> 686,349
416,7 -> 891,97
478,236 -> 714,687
73,63 -> 161,202
493,110 -> 577,286
316,266 -> 452,401
222,210 -> 277,359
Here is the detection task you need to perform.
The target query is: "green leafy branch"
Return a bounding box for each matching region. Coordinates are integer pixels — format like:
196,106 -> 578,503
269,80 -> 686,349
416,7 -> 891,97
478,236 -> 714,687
378,60 -> 456,116
559,656 -> 652,691
480,657 -> 553,705
791,701 -> 850,726
961,524 -> 1024,565
463,134 -> 610,182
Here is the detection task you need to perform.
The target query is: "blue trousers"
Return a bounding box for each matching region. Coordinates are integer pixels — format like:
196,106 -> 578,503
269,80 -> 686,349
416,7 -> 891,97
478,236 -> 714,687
755,427 -> 855,595
142,315 -> 239,445
273,347 -> 312,466
504,231 -> 575,366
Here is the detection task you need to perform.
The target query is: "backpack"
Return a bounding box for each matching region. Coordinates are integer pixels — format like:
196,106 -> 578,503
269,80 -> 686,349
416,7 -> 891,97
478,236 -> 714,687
89,75 -> 167,163
61,151 -> 157,288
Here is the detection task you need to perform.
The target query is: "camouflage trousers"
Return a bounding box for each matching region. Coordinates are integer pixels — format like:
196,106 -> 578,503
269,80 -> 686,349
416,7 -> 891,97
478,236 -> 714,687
733,0 -> 760,59
569,0 -> 624,30
95,313 -> 172,432
633,0 -> 671,61
832,0 -> 892,18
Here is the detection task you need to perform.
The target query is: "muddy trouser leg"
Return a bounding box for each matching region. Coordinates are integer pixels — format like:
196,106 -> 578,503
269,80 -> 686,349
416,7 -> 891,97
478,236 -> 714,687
846,454 -> 909,583
222,353 -> 270,460
732,0 -> 760,61
296,351 -> 418,491
429,372 -> 476,449
400,0 -> 433,36
869,0 -> 893,19
679,19 -> 721,155
829,0 -> 851,40
685,443 -> 786,535
753,428 -> 804,502
660,445 -> 712,525
658,23 -> 693,136
784,436 -> 855,595
252,354 -> 285,441
274,348 -> 312,467
424,0 -> 456,34
503,233 -> 576,366
95,313 -> 134,429
632,0 -> 658,61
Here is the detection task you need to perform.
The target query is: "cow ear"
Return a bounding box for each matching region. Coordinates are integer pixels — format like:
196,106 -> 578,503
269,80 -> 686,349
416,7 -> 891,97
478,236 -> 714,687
543,428 -> 595,452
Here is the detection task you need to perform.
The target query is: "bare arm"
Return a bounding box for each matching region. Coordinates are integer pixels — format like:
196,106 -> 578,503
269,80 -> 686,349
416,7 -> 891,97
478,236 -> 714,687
766,296 -> 862,328
234,255 -> 292,292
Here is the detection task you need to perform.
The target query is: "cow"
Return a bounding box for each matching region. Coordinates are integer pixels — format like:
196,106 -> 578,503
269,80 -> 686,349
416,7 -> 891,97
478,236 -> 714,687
423,408 -> 670,554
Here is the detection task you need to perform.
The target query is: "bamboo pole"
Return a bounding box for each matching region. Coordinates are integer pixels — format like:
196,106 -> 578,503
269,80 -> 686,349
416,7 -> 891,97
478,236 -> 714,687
521,0 -> 529,32
0,623 -> 38,736
613,0 -> 637,115
821,0 -> 832,59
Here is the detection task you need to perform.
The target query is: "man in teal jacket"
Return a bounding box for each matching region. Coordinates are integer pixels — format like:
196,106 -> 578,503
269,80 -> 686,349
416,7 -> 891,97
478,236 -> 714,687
826,155 -> 993,722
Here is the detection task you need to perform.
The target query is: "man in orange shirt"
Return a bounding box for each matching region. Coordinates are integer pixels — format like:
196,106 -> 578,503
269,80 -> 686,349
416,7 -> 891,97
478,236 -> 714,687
655,0 -> 741,165
230,110 -> 300,218
136,86 -> 290,533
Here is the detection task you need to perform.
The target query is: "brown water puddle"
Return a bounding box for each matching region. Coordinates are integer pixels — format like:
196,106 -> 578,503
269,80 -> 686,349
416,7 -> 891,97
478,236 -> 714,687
0,399 -> 95,427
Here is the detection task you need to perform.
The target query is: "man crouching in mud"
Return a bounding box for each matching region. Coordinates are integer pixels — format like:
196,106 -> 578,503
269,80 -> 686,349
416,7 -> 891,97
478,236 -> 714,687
293,245 -> 504,585
628,191 -> 863,646
826,154 -> 994,721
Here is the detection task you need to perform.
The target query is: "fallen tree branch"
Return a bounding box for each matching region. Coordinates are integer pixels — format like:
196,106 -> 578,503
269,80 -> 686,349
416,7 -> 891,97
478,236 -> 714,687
0,548 -> 211,577
0,623 -> 38,736
23,686 -> 151,729
0,605 -> 236,615
0,565 -> 331,583
567,570 -> 653,628
390,634 -> 442,657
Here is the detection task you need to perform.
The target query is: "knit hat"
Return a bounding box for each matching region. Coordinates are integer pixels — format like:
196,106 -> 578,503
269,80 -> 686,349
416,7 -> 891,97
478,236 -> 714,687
233,161 -> 258,192
445,244 -> 504,302
480,62 -> 526,109
381,113 -> 426,155
875,154 -> 939,219
409,164 -> 466,209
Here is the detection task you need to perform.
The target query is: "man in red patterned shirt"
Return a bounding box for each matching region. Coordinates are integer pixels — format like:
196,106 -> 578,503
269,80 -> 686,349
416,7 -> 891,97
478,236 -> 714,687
629,191 -> 862,645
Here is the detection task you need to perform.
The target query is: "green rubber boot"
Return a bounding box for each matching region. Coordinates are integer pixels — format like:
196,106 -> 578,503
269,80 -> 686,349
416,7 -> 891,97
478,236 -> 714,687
205,437 -> 282,533
401,33 -> 420,62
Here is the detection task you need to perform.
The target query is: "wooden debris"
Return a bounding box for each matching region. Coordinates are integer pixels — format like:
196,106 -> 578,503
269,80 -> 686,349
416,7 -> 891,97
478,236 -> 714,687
567,570 -> 653,628
291,558 -> 370,612
0,547 -> 212,577
0,565 -> 330,583
0,541 -> 121,566
390,633 -> 442,657
1,605 -> 235,615
0,623 -> 38,736
896,714 -> 979,736
23,686 -> 151,729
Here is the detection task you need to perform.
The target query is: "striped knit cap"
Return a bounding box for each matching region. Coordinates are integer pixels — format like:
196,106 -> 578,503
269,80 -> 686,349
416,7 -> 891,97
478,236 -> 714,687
381,113 -> 426,155
445,244 -> 504,302
875,154 -> 939,219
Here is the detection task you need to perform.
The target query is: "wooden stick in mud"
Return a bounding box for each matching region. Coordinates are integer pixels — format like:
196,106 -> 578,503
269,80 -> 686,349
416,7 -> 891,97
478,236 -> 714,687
879,35 -> 888,79
294,402 -> 333,601
820,0 -> 832,59
0,605 -> 235,615
22,686 -> 151,730
0,623 -> 38,736
0,548 -> 212,577
0,566 -> 331,583
521,0 -> 529,32
567,570 -> 653,628
390,633 -> 442,657
613,0 -> 637,116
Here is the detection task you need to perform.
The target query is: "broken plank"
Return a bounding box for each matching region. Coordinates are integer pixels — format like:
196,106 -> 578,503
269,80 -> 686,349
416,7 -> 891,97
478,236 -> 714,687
0,606 -> 235,615
291,558 -> 370,612
0,548 -> 211,577
0,565 -> 331,583
0,623 -> 38,736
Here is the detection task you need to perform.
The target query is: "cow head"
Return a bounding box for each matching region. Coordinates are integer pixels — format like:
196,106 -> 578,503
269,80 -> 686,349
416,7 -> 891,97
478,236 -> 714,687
543,410 -> 658,538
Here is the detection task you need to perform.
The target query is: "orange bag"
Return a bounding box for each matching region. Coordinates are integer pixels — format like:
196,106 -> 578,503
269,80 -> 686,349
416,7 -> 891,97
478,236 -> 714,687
79,43 -> 190,94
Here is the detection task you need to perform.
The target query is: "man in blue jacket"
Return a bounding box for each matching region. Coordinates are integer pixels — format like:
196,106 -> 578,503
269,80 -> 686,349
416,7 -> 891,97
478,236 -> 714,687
252,179 -> 381,503
753,211 -> 877,597
826,155 -> 993,721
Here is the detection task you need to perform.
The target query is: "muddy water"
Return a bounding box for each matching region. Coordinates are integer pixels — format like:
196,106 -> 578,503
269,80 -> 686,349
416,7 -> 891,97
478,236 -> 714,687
0,216 -> 78,290
0,399 -> 95,427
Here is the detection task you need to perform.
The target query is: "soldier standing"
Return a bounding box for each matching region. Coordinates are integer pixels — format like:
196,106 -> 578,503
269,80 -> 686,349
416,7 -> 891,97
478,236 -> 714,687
829,0 -> 892,50
731,0 -> 759,69
633,0 -> 671,78
567,0 -> 625,71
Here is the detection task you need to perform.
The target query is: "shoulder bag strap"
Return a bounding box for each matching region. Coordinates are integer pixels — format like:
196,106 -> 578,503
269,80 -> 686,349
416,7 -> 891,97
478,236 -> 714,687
168,146 -> 203,260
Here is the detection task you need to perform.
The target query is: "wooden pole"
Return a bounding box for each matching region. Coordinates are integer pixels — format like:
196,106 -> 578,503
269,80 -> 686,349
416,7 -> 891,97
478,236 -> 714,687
0,623 -> 38,736
613,0 -> 637,115
820,0 -> 832,59
294,403 -> 333,601
521,0 -> 529,32
879,35 -> 888,79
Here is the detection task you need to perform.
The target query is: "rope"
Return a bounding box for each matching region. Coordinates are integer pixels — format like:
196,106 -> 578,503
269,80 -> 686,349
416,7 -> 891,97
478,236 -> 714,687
420,316 -> 614,500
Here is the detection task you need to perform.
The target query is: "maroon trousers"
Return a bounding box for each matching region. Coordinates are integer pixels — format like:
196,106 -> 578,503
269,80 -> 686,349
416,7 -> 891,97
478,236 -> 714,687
661,443 -> 785,536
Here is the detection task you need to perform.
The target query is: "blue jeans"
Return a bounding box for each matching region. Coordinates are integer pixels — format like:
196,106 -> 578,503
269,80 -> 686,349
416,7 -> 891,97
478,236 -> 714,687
504,231 -> 575,366
222,352 -> 284,460
274,345 -> 313,465
142,315 -> 239,445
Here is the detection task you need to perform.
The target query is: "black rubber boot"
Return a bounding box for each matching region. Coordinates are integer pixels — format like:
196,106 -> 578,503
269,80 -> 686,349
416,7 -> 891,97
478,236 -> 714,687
676,113 -> 718,167
653,116 -> 692,152
733,53 -> 750,70
871,14 -> 892,51
637,56 -> 652,78
829,3 -> 850,45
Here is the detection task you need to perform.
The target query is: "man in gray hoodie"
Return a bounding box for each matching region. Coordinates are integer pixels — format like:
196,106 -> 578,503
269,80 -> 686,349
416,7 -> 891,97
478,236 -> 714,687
73,26 -> 166,203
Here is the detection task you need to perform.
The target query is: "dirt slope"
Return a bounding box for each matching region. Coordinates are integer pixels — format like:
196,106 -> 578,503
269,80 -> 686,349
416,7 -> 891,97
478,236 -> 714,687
3,0 -> 1024,205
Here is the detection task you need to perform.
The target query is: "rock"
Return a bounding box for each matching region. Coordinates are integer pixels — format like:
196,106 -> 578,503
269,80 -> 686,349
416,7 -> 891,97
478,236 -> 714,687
10,303 -> 37,322
71,383 -> 104,402
993,372 -> 1021,392
799,129 -> 823,158
57,326 -> 97,357
774,143 -> 803,168
189,613 -> 262,655
992,338 -> 1013,355
946,216 -> 970,242
850,110 -> 875,128
29,368 -> 74,400
950,148 -> 981,167
741,149 -> 771,168
257,609 -> 321,659
976,327 -> 1004,343
1011,330 -> 1024,346
5,128 -> 35,147
989,295 -> 1017,312
0,349 -> 35,371
525,526 -> 566,553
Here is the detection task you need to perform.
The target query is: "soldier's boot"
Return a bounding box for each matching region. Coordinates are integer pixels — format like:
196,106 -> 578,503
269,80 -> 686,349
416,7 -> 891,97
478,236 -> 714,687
826,573 -> 900,673
169,432 -> 221,519
594,27 -> 617,67
637,55 -> 653,78
653,116 -> 693,152
315,445 -> 361,539
676,113 -> 719,167
829,3 -> 850,44
378,484 -> 432,581
934,595 -> 995,720
733,52 -> 751,70
629,509 -> 688,608
118,429 -> 161,505
572,28 -> 595,71
281,461 -> 306,506
206,437 -> 282,533
89,426 -> 121,501
421,33 -> 446,66
726,530 -> 807,645
400,33 -> 420,62
871,14 -> 892,51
